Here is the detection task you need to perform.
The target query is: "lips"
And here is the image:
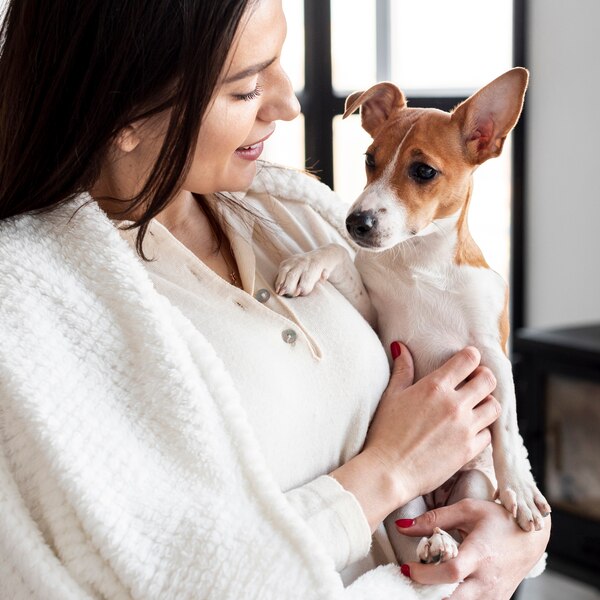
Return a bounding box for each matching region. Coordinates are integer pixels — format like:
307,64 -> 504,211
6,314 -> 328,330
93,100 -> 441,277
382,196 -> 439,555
235,129 -> 275,161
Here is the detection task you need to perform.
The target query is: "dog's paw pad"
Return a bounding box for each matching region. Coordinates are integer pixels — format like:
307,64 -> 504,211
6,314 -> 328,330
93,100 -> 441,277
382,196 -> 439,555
417,527 -> 459,564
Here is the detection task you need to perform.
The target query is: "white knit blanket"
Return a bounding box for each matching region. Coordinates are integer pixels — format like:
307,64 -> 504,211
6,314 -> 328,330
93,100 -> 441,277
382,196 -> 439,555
0,165 -> 457,599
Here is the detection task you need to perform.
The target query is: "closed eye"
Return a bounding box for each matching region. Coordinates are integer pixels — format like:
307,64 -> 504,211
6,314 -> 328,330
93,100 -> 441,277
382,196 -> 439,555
234,84 -> 264,102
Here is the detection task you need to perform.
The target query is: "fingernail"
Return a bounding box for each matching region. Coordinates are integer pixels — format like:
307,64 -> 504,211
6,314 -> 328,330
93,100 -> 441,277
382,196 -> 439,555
400,564 -> 411,578
391,341 -> 401,360
395,518 -> 415,528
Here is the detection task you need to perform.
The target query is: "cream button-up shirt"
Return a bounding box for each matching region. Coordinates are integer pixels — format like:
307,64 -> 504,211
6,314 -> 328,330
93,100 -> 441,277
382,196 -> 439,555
118,168 -> 394,581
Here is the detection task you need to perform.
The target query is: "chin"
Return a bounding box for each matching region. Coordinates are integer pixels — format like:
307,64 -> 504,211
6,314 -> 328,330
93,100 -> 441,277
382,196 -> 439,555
223,162 -> 257,192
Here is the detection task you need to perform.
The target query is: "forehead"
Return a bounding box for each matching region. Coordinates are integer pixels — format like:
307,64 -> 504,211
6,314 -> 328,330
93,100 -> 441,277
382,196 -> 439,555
372,108 -> 460,162
228,0 -> 285,71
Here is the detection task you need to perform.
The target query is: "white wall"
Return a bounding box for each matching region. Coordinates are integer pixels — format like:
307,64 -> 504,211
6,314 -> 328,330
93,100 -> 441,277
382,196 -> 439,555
525,0 -> 600,328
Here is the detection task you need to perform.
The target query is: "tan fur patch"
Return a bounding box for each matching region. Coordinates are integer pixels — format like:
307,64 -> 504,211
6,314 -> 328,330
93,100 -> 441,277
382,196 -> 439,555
454,182 -> 489,269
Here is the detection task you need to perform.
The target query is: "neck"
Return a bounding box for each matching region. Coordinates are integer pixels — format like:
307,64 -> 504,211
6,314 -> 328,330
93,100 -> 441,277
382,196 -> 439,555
93,182 -> 221,260
154,190 -> 201,232
155,193 -> 225,260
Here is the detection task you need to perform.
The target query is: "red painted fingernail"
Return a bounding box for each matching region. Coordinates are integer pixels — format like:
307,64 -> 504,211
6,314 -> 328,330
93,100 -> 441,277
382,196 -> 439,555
391,341 -> 401,360
395,518 -> 415,528
400,564 -> 411,578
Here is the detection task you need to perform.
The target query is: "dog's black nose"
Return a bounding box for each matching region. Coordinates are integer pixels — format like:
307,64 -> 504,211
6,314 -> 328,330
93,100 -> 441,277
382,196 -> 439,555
346,210 -> 378,241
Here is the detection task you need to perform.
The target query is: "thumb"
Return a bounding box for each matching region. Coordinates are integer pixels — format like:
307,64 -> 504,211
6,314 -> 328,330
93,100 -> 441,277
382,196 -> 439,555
396,504 -> 468,538
389,341 -> 414,391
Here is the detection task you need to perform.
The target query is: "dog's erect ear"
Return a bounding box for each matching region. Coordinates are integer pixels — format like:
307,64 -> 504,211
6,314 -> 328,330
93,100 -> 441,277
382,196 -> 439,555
343,83 -> 406,137
452,67 -> 529,165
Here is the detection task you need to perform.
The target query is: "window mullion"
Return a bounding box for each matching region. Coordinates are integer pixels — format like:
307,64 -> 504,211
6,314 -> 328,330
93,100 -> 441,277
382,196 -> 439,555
376,0 -> 392,81
511,0 -> 526,330
303,0 -> 335,188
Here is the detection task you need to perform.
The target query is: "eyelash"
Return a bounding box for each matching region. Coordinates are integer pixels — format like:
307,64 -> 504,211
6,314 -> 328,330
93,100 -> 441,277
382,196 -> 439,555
234,84 -> 263,102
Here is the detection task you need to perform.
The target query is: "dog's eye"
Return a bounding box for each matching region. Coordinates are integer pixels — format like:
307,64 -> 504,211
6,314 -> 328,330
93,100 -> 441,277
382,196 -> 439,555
365,153 -> 376,168
409,162 -> 438,182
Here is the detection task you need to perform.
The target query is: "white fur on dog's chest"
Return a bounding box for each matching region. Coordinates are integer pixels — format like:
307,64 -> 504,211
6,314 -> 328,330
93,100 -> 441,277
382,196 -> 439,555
356,249 -> 506,379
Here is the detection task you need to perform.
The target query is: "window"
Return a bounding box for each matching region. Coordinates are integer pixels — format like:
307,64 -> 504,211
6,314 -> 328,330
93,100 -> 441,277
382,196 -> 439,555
263,0 -> 524,324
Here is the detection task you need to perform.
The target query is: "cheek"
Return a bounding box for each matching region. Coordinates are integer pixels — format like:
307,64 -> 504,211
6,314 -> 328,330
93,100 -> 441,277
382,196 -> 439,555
193,102 -> 256,164
197,110 -> 239,157
183,104 -> 260,193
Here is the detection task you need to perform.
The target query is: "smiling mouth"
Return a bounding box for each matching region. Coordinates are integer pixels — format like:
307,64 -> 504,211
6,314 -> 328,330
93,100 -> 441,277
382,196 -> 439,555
234,129 -> 275,162
237,141 -> 262,151
236,129 -> 275,152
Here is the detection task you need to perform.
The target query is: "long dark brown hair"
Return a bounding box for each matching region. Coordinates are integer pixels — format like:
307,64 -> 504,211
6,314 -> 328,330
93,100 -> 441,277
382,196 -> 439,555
0,0 -> 255,257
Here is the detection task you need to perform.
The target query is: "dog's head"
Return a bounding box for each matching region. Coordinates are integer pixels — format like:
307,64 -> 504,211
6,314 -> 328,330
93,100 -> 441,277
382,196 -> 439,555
343,68 -> 529,250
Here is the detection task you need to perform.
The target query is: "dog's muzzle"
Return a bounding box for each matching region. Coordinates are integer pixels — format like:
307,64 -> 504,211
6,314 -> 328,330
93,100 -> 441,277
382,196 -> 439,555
346,210 -> 378,246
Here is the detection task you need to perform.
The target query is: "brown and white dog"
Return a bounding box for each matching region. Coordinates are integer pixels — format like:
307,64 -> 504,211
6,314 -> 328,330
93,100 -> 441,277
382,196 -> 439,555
275,68 -> 550,564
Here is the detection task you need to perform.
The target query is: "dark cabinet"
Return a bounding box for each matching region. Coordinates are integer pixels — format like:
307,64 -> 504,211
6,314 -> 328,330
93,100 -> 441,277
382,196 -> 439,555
513,324 -> 600,589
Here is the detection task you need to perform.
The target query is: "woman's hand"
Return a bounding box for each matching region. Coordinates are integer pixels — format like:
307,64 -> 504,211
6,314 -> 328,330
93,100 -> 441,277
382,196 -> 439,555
397,498 -> 551,599
330,343 -> 500,531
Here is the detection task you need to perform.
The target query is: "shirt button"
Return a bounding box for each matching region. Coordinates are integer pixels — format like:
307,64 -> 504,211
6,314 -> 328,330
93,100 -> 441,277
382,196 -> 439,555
281,328 -> 297,344
254,288 -> 271,303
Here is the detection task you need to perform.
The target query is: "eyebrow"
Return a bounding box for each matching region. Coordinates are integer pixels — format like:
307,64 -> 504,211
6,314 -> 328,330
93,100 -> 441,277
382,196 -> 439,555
223,57 -> 277,84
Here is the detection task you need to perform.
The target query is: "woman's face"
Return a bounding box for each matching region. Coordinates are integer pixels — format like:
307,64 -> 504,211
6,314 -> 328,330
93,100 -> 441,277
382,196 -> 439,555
185,0 -> 300,193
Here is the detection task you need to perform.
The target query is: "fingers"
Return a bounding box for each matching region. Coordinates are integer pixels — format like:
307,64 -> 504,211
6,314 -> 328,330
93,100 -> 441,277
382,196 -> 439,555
396,504 -> 483,587
433,347 -> 481,390
396,501 -> 480,538
472,394 -> 501,432
460,367 -> 497,402
445,580 -> 486,599
404,550 -> 477,585
388,342 -> 415,392
471,427 -> 492,457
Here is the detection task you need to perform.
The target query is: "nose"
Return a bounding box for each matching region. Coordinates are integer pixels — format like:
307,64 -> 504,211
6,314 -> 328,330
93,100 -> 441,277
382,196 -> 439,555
259,66 -> 301,123
346,210 -> 378,241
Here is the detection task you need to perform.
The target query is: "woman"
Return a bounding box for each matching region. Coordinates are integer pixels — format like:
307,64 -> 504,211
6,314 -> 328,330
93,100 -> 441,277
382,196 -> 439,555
0,0 -> 549,598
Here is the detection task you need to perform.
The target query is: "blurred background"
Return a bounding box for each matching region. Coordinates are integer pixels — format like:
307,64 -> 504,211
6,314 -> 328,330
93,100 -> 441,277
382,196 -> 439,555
266,1 -> 600,599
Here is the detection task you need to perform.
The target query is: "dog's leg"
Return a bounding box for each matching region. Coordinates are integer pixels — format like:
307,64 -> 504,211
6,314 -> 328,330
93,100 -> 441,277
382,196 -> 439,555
385,497 -> 428,564
480,348 -> 551,531
446,468 -> 496,506
275,243 -> 376,324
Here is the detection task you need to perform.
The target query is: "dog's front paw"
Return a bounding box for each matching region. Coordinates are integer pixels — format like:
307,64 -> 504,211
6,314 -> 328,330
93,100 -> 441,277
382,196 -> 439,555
275,246 -> 343,298
275,253 -> 326,297
496,475 -> 551,532
417,527 -> 459,564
